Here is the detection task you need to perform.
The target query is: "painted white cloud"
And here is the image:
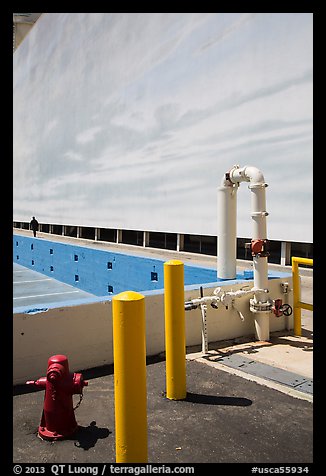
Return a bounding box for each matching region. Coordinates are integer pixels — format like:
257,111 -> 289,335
13,13 -> 313,242
44,119 -> 58,136
63,150 -> 83,162
76,126 -> 103,145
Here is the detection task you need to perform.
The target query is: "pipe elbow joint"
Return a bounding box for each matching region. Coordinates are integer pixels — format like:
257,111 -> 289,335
229,165 -> 265,186
242,166 -> 265,185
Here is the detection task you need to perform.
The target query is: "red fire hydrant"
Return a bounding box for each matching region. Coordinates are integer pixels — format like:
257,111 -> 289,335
26,354 -> 88,441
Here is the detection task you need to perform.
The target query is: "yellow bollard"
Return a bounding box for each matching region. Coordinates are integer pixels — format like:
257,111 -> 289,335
164,260 -> 187,400
112,291 -> 148,463
292,257 -> 313,337
292,258 -> 301,337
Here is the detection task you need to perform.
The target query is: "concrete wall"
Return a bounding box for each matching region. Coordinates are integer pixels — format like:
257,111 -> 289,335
13,13 -> 313,243
13,276 -> 293,385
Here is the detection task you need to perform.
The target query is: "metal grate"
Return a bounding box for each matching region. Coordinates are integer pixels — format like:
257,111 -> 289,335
209,353 -> 313,395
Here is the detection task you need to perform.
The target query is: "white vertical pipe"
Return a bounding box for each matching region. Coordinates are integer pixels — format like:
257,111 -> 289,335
250,185 -> 267,240
248,177 -> 270,341
249,183 -> 269,299
217,180 -> 237,279
253,311 -> 270,341
218,165 -> 271,341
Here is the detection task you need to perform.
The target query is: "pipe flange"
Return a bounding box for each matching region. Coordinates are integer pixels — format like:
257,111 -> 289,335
250,298 -> 272,313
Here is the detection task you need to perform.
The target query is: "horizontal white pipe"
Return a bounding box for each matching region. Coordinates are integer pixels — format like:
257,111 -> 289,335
189,295 -> 221,306
186,287 -> 267,307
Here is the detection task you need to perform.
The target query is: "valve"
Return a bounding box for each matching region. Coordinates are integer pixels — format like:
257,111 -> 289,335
271,299 -> 293,318
272,298 -> 283,317
251,239 -> 270,257
280,303 -> 293,317
280,282 -> 289,294
185,301 -> 198,311
26,355 -> 88,440
220,292 -> 233,310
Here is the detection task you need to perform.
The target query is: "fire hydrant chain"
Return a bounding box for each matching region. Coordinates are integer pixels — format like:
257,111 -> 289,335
73,391 -> 83,411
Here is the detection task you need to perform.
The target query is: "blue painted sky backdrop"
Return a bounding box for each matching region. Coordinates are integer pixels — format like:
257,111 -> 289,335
13,13 -> 313,242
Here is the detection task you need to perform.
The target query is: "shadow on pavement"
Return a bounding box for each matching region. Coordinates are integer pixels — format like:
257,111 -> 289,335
185,392 -> 252,406
73,421 -> 112,450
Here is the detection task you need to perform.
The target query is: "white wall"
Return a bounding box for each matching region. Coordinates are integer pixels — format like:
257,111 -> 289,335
13,13 -> 313,242
13,277 -> 292,384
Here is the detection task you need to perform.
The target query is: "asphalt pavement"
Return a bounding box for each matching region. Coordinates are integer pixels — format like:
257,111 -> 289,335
13,356 -> 312,464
